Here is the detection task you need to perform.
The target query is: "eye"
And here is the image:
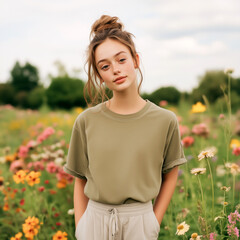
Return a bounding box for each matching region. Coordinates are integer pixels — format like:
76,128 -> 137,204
120,58 -> 126,62
101,65 -> 109,70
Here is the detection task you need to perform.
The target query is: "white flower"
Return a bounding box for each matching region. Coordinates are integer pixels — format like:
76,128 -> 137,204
220,186 -> 231,192
0,156 -> 6,164
56,149 -> 64,157
55,157 -> 64,166
30,154 -> 41,161
68,208 -> 75,215
198,147 -> 216,161
190,232 -> 202,240
224,68 -> 234,74
216,165 -> 226,177
176,221 -> 190,235
190,168 -> 206,175
225,162 -> 240,175
214,216 -> 224,222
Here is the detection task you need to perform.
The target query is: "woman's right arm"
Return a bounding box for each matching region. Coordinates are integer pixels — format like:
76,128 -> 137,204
74,177 -> 89,227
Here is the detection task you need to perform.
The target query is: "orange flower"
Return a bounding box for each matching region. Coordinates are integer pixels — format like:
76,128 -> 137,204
16,208 -> 22,213
10,232 -> 23,240
3,202 -> 9,211
22,216 -> 40,239
57,178 -> 67,189
13,170 -> 26,184
52,230 -> 68,240
25,171 -> 41,186
5,153 -> 18,162
49,189 -> 57,195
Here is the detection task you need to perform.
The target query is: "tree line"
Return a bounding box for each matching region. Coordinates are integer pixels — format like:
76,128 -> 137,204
0,61 -> 239,112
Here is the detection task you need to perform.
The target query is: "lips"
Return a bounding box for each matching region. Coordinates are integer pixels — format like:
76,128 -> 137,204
114,76 -> 126,82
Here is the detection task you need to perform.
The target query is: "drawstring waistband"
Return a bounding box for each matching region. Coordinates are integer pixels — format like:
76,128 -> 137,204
108,208 -> 119,239
87,199 -> 153,239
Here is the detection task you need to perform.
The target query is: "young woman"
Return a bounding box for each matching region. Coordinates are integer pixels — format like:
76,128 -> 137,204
63,15 -> 187,240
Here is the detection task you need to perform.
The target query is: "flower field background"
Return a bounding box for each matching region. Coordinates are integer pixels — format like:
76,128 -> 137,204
1,87 -> 240,239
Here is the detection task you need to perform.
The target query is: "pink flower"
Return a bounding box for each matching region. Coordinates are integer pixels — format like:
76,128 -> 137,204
10,159 -> 26,173
18,146 -> 29,158
182,136 -> 194,148
227,224 -> 239,238
26,140 -> 38,149
56,167 -> 74,183
219,113 -> 225,119
209,232 -> 217,240
37,127 -> 55,143
159,100 -> 168,107
46,161 -> 59,173
179,125 -> 190,136
228,210 -> 240,224
27,161 -> 45,171
192,123 -> 209,137
233,147 -> 240,156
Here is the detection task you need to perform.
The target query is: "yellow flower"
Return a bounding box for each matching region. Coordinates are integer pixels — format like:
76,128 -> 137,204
176,221 -> 190,235
52,230 -> 68,240
25,171 -> 41,186
190,168 -> 206,175
10,232 -> 23,240
190,232 -> 202,240
230,139 -> 240,149
198,147 -> 216,161
13,170 -> 26,184
191,102 -> 206,113
223,201 -> 228,206
74,107 -> 84,114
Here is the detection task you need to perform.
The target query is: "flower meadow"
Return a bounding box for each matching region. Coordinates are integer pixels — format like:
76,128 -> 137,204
0,77 -> 240,239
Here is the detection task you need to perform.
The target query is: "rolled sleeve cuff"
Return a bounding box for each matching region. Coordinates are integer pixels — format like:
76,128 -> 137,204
63,165 -> 87,180
162,157 -> 187,174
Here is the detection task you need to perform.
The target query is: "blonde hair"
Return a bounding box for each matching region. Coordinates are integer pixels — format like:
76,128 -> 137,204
83,15 -> 143,107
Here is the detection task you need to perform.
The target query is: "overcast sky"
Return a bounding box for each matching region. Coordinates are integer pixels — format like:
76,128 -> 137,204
1,0 -> 240,94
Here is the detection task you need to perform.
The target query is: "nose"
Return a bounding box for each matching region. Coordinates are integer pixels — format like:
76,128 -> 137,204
112,63 -> 120,74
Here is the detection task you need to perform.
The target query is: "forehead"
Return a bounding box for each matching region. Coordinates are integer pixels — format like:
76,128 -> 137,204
95,38 -> 130,62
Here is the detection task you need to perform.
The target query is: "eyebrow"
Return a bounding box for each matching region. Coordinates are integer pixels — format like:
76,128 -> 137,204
97,51 -> 127,66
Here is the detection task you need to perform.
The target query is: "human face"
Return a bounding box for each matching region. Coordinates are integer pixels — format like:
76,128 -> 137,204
95,38 -> 139,92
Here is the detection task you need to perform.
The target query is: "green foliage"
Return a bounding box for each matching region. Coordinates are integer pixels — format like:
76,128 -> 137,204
147,86 -> 181,105
46,76 -> 86,109
213,90 -> 240,113
10,61 -> 40,92
0,83 -> 15,105
191,70 -> 231,104
27,87 -> 46,109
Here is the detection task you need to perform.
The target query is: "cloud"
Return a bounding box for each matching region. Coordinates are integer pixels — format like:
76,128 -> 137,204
0,0 -> 239,93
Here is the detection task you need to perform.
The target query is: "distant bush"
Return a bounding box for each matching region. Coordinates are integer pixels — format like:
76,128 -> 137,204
46,77 -> 86,109
213,90 -> 240,113
147,86 -> 181,105
27,87 -> 45,109
0,83 -> 15,105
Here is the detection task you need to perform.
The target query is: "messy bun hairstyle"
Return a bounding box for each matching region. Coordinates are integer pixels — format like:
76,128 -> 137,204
83,15 -> 143,107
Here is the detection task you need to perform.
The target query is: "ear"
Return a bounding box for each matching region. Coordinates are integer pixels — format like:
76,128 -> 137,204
134,53 -> 140,68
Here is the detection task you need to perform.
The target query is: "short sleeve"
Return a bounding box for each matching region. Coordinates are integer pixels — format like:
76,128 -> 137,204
63,116 -> 88,180
162,115 -> 187,174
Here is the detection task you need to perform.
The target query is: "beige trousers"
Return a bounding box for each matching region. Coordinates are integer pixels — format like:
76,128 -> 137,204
75,199 -> 160,240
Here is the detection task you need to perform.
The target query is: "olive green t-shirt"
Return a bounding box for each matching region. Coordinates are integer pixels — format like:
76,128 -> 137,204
63,99 -> 187,204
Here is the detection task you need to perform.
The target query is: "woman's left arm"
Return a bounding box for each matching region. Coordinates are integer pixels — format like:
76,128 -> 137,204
153,166 -> 179,225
